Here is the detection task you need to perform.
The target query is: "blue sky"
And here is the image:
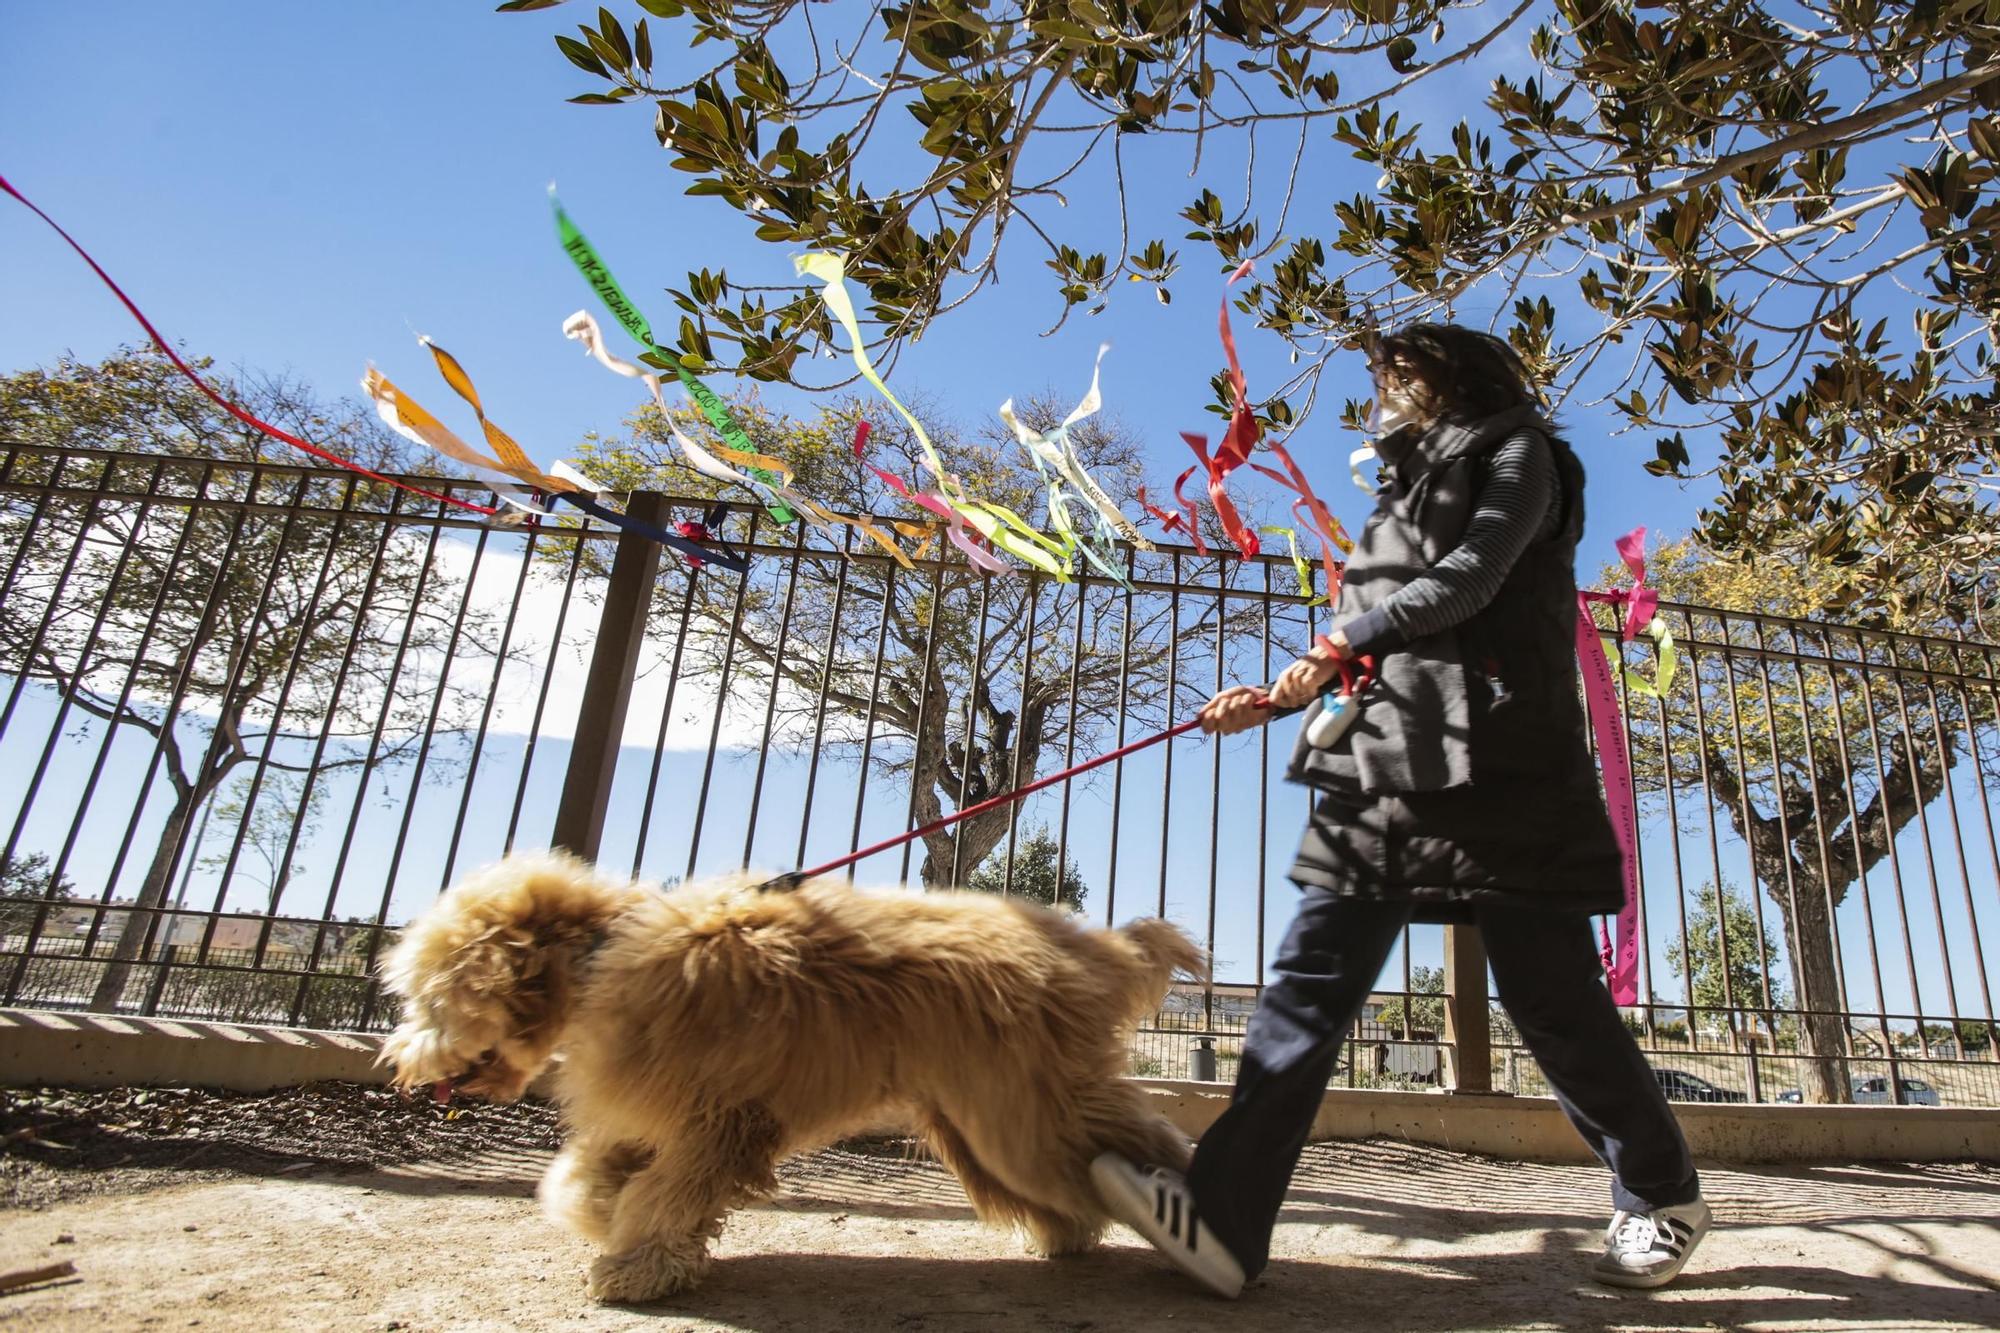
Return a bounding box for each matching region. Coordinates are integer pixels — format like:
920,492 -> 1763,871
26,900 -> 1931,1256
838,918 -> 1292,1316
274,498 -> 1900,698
0,1 -> 1710,554
8,3 -> 1991,1027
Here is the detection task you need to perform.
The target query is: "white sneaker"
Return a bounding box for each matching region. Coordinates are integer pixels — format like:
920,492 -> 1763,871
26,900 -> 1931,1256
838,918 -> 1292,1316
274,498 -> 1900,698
1593,1200 -> 1712,1289
1089,1152 -> 1245,1299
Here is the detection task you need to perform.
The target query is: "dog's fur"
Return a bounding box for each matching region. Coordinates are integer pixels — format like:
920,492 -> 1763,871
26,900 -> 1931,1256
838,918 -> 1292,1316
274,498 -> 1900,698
380,851 -> 1201,1303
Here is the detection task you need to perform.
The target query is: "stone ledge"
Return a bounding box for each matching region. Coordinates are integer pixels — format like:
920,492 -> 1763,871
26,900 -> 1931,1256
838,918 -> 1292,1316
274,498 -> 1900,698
1135,1078 -> 2000,1164
0,1008 -> 389,1093
3,1010 -> 1992,1165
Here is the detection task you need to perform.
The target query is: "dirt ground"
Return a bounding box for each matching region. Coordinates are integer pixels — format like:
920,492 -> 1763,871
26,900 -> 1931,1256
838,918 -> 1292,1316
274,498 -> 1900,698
2,1085 -> 1996,1332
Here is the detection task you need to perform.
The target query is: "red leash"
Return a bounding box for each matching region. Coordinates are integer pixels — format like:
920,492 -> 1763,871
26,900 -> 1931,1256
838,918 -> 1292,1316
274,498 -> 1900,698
761,694 -> 1269,890
0,173 -> 498,517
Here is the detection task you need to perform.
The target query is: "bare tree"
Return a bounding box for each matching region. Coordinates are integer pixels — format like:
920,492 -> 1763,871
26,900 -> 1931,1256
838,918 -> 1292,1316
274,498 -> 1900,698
0,350 -> 509,1009
566,390 -> 1264,885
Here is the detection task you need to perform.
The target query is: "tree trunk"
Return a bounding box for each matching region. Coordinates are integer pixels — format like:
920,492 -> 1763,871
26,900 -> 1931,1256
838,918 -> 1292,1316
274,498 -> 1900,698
919,804 -> 1026,889
88,794 -> 195,1011
1772,882 -> 1851,1104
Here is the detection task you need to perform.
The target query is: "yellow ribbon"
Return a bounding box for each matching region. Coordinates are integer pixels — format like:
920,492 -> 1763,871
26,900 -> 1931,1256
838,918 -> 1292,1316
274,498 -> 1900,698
424,339 -> 549,485
796,252 -> 1067,580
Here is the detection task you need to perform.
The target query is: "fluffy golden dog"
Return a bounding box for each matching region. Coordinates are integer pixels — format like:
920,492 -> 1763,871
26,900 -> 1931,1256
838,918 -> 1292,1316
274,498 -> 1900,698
379,850 -> 1201,1303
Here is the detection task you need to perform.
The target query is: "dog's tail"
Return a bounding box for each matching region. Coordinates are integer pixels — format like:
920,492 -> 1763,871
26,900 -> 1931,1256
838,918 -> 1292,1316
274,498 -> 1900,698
1108,917 -> 1207,1026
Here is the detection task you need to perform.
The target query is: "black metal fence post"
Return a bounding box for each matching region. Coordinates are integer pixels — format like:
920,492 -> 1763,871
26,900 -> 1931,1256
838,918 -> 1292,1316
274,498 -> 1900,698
551,492 -> 667,863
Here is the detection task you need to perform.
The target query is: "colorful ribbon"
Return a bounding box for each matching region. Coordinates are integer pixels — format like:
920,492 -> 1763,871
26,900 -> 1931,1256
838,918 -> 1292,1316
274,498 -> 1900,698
1155,467 -> 1211,556
998,346 -> 1139,588
1180,430 -> 1260,559
360,367 -> 549,521
1574,525 -> 1665,1007
796,251 -> 1068,579
1581,526 -> 1677,699
1350,443 -> 1380,492
1248,437 -> 1353,601
0,172 -> 497,518
555,488 -> 748,573
423,339 -> 550,486
1187,259 -> 1266,559
1258,525 -> 1328,605
998,344 -> 1154,552
552,192 -> 797,525
563,310 -> 916,569
846,422 -> 941,561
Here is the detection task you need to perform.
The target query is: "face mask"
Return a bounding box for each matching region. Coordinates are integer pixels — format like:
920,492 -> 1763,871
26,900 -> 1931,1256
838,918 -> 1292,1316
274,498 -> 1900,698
1367,378 -> 1425,437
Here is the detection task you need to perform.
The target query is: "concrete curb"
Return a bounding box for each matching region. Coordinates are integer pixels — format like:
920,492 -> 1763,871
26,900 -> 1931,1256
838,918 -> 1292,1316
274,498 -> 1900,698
3,1010 -> 1994,1164
1135,1078 -> 2000,1165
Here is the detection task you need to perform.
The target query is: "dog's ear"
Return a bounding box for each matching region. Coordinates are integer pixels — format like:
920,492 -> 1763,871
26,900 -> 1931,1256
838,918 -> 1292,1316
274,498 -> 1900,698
464,920 -> 586,1040
446,922 -> 541,995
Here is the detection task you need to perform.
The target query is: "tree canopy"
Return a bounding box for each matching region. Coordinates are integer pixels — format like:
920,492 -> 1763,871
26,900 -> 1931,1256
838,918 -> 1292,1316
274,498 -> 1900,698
505,0 -> 1998,624
967,822 -> 1091,909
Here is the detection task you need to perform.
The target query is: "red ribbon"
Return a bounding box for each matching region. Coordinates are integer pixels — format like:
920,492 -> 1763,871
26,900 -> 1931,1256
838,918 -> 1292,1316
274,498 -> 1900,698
0,173 -> 498,518
1181,432 -> 1255,558
1184,260 -> 1266,559
1249,437 -> 1351,602
671,501 -> 731,569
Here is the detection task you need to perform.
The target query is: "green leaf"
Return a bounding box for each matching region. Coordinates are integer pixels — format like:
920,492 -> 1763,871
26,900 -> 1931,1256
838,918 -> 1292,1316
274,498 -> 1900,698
555,34 -> 608,76
635,17 -> 653,71
1386,37 -> 1422,74
497,0 -> 569,10
598,8 -> 633,66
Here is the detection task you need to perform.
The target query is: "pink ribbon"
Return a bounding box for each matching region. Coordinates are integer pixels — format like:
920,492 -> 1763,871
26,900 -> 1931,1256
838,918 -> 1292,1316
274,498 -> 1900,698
1580,526 -> 1658,638
1574,525 -> 1651,1006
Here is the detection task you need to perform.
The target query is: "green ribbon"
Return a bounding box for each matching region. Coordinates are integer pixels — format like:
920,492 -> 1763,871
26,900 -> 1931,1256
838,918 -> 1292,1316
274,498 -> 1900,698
1258,525 -> 1328,606
1615,617 -> 1679,700
553,194 -> 796,525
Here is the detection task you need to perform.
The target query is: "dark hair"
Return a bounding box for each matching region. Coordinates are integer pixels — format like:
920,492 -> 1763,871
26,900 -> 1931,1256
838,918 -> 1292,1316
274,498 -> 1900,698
1368,323 -> 1537,422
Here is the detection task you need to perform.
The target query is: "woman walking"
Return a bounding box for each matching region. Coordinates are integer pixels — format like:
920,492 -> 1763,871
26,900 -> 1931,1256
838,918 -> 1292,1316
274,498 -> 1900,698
1091,324 -> 1710,1297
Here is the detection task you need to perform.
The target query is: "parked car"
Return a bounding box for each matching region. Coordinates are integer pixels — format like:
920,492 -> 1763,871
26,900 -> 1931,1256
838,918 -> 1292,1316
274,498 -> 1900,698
1652,1069 -> 1747,1103
1851,1076 -> 1942,1106
1775,1088 -> 1803,1104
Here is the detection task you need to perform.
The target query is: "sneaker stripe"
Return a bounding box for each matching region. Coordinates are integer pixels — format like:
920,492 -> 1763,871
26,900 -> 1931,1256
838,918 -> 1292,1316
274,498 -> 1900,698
1187,1207 -> 1199,1253
1169,1193 -> 1182,1240
1155,1185 -> 1167,1225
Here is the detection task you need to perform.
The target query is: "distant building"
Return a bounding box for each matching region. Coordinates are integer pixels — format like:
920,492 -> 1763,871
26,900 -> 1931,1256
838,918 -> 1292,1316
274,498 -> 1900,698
1157,982 -> 1436,1039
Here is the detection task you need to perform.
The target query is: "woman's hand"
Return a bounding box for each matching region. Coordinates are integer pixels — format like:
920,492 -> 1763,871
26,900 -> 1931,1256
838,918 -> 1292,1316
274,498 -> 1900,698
1268,632 -> 1352,710
1198,685 -> 1271,736
1268,655 -> 1340,710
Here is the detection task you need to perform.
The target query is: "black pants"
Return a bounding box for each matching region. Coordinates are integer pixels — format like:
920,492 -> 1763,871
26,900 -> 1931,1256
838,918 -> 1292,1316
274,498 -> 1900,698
1186,889 -> 1699,1278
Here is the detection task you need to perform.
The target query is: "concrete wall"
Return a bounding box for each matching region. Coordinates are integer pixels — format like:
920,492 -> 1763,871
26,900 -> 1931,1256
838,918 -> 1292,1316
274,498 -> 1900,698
0,1008 -> 389,1094
3,1009 -> 1994,1165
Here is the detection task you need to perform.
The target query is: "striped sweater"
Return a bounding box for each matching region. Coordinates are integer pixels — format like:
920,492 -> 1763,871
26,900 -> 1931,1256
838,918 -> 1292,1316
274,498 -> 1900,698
1340,430 -> 1559,658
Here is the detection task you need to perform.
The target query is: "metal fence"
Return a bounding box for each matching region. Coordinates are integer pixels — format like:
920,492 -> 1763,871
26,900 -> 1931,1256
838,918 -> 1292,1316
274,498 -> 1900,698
2,440 -> 1996,1107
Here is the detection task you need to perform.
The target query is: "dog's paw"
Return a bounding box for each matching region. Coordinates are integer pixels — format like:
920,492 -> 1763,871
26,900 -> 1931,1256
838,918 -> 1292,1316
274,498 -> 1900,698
1022,1217 -> 1105,1258
587,1241 -> 707,1304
